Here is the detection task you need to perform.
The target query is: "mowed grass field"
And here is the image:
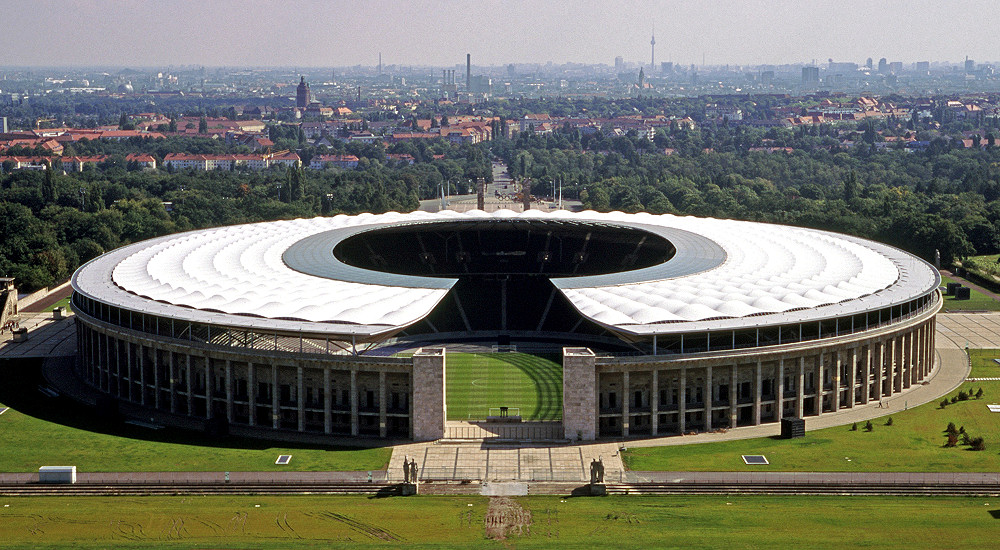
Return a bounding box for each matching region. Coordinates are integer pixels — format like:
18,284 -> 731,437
968,349 -> 1000,378
446,353 -> 561,421
624,378 -> 1000,472
0,495 -> 997,549
940,275 -> 1000,311
0,360 -> 390,472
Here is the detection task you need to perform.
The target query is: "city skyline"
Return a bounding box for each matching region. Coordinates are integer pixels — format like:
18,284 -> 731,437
2,0 -> 999,68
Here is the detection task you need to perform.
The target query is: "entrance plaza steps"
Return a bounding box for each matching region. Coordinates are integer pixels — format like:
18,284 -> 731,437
444,420 -> 565,441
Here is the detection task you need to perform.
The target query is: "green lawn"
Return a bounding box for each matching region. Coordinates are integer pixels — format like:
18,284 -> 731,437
446,353 -> 561,421
624,379 -> 1000,472
0,360 -> 390,472
968,349 -> 1000,378
0,495 -> 997,549
940,275 -> 1000,311
42,297 -> 72,313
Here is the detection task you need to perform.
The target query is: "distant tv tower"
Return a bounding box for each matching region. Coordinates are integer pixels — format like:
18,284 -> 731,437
378,52 -> 382,75
650,26 -> 655,69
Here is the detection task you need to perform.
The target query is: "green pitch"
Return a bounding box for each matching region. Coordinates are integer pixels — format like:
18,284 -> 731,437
446,353 -> 562,421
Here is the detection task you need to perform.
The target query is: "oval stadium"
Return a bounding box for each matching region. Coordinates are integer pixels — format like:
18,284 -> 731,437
71,209 -> 941,441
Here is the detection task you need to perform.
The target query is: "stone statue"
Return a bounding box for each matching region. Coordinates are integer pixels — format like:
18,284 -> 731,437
409,459 -> 418,483
589,459 -> 598,484
935,249 -> 941,269
402,456 -> 410,483
596,457 -> 605,483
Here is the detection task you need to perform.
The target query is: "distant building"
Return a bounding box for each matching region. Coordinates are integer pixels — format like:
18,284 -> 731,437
889,61 -> 903,74
661,61 -> 673,74
615,56 -> 624,71
296,77 -> 311,109
801,66 -> 819,83
0,117 -> 6,133
966,58 -> 976,73
916,61 -> 930,74
878,58 -> 888,74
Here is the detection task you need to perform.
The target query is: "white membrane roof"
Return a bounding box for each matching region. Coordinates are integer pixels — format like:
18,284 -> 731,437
72,210 -> 939,338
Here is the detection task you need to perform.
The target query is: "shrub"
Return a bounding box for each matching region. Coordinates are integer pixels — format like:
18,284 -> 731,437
971,437 -> 986,451
946,422 -> 958,435
885,416 -> 893,426
958,391 -> 969,401
864,420 -> 873,432
951,396 -> 958,404
976,388 -> 984,399
946,433 -> 958,447
851,422 -> 858,431
940,398 -> 949,409
960,426 -> 966,434
961,433 -> 971,445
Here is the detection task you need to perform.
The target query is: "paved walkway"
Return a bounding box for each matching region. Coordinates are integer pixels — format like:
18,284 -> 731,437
0,313 -> 76,359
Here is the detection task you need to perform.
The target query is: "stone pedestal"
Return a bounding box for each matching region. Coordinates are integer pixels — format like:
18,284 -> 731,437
563,347 -> 596,441
412,347 -> 446,441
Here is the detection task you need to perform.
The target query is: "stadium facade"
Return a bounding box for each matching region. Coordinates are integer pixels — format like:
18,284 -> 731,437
71,210 -> 940,441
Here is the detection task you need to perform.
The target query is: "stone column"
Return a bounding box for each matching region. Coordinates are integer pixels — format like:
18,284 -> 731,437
350,369 -> 359,436
169,351 -> 177,414
323,367 -> 332,434
186,354 -> 194,416
704,365 -> 713,432
152,346 -> 159,410
753,360 -> 762,425
621,370 -> 630,437
225,360 -> 233,423
379,371 -> 387,438
296,366 -> 305,432
562,347 -> 596,441
815,353 -> 823,416
138,345 -> 145,406
126,343 -> 132,402
880,342 -> 889,398
862,345 -> 871,404
248,362 -> 256,426
889,336 -> 897,393
832,351 -> 841,412
271,362 -> 280,429
849,348 -> 858,407
413,348 -> 447,441
650,369 -> 659,435
909,330 -> 917,386
796,356 -> 805,418
776,359 -> 784,419
205,358 -> 213,420
729,364 -> 738,428
678,367 -> 687,433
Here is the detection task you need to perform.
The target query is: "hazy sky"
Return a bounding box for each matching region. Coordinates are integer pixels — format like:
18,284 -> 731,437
2,0 -> 998,68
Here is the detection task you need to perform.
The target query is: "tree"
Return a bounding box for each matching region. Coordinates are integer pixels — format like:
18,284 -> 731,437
945,432 -> 958,447
885,416 -> 893,426
198,116 -> 208,134
168,118 -> 177,133
864,420 -> 873,432
441,115 -> 450,127
940,398 -> 949,409
976,387 -> 984,399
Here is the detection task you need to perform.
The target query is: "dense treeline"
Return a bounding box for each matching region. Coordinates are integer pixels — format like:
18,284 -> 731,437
0,141 -> 492,290
491,124 -> 1000,268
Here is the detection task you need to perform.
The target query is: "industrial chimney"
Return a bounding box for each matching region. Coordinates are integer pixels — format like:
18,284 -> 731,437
466,53 -> 471,90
